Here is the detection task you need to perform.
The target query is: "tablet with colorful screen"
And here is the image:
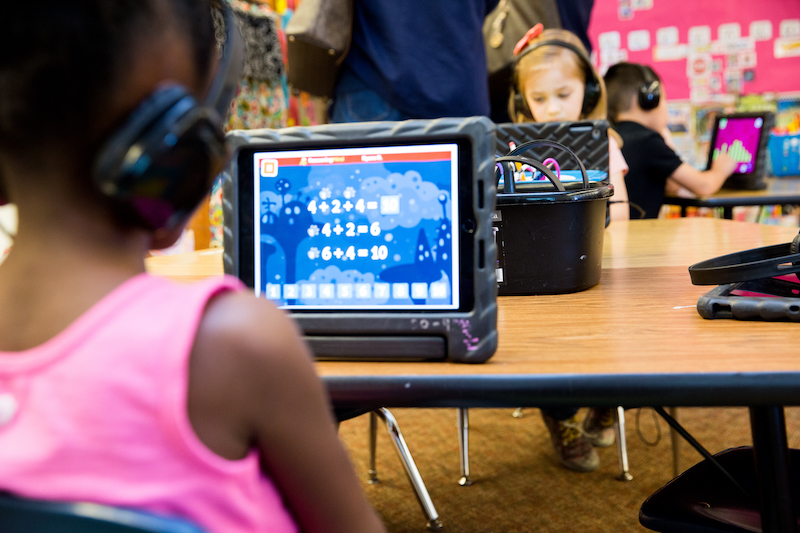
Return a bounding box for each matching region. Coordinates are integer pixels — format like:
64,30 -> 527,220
222,118 -> 498,363
706,112 -> 773,190
251,144 -> 461,310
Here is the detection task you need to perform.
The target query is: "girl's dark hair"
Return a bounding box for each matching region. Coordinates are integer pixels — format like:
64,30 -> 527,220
0,0 -> 214,161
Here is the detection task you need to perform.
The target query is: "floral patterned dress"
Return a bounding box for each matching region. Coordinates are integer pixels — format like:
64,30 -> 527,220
209,0 -> 289,247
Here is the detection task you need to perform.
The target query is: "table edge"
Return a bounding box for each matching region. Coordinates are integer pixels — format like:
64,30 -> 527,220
323,371 -> 800,409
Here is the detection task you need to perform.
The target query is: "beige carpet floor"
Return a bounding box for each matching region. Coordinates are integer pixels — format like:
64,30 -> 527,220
337,407 -> 800,533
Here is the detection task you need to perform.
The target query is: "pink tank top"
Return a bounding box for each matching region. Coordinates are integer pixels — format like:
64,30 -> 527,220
0,273 -> 298,533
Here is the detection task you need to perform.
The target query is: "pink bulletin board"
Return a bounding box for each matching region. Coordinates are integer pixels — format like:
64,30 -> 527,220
587,0 -> 800,102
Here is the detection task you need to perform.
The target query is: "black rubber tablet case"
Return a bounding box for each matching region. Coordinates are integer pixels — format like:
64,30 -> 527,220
221,117 -> 498,363
494,120 -> 610,183
689,238 -> 800,321
697,278 -> 800,321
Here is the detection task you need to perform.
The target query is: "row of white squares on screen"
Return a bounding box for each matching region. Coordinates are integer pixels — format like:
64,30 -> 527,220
265,282 -> 449,300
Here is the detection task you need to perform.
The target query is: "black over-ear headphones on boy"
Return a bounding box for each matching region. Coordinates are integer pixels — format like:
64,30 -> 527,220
637,64 -> 661,111
511,39 -> 602,120
93,3 -> 244,231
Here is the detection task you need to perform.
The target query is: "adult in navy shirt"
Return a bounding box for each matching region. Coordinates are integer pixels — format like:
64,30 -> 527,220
330,0 -> 499,122
555,0 -> 594,53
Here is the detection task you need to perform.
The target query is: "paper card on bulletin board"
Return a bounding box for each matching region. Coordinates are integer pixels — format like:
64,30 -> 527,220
588,0 -> 800,101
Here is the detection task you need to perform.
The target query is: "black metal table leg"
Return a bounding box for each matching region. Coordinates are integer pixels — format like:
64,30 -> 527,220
749,405 -> 797,533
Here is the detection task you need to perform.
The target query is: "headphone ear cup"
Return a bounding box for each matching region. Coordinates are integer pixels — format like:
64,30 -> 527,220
513,91 -> 532,120
791,232 -> 800,280
639,80 -> 661,110
94,86 -> 227,231
791,233 -> 800,255
94,86 -> 189,193
582,78 -> 601,117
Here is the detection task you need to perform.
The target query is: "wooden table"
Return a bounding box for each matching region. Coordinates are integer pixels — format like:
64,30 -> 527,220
664,176 -> 800,219
146,219 -> 800,532
147,219 -> 800,407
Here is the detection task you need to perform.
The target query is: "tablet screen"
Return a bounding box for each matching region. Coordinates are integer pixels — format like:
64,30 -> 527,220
710,116 -> 764,175
251,144 -> 461,310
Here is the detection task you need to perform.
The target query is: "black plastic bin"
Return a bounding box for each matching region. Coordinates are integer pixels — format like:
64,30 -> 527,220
493,181 -> 612,296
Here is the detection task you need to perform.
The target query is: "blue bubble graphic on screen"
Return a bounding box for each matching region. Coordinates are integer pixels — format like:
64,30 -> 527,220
254,145 -> 459,310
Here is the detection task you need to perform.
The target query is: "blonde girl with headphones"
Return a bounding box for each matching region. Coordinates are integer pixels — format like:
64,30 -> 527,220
507,25 -> 627,473
510,24 -> 630,223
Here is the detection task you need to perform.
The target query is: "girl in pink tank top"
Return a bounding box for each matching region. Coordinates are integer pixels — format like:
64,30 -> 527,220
0,2 -> 384,532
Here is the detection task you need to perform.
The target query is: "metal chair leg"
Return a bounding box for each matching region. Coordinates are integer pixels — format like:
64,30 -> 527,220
668,406 -> 681,477
457,408 -> 472,486
375,408 -> 442,531
367,411 -> 379,484
615,406 -> 633,481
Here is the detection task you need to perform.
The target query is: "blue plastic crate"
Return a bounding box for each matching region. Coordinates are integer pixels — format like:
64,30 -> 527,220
768,133 -> 800,177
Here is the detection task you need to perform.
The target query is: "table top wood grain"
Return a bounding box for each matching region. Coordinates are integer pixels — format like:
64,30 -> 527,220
146,219 -> 800,407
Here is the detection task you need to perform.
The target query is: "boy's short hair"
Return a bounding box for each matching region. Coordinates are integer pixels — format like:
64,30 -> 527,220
0,0 -> 215,163
603,62 -> 662,123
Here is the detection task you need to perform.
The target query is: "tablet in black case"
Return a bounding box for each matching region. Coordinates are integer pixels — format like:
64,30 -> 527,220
495,120 -> 610,185
705,112 -> 773,191
222,117 -> 498,363
697,277 -> 800,321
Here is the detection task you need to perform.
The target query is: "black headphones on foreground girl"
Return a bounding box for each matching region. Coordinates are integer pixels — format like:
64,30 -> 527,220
689,232 -> 800,285
92,2 -> 244,231
510,25 -> 602,120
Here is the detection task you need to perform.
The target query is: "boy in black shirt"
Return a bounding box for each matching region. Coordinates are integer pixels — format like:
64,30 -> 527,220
604,63 -> 738,219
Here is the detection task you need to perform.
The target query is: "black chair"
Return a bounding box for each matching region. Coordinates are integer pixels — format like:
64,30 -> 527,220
639,446 -> 800,532
0,493 -> 206,533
